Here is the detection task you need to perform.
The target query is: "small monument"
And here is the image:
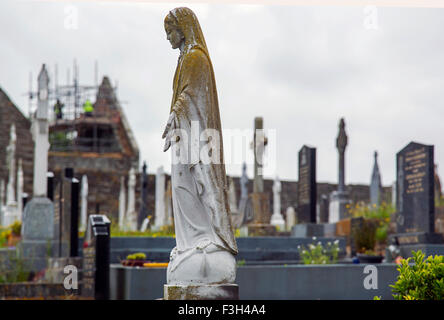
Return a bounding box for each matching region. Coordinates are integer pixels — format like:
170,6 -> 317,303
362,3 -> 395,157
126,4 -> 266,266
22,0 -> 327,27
270,175 -> 285,229
392,142 -> 443,246
161,7 -> 238,300
80,175 -> 88,231
320,194 -> 329,223
228,176 -> 242,229
329,118 -> 351,223
56,168 -> 80,257
125,167 -> 137,231
138,161 -> 149,228
17,159 -> 24,221
370,151 -> 382,207
285,206 -> 296,231
21,64 -> 56,269
118,176 -> 126,230
3,124 -> 19,226
154,165 -> 166,229
235,162 -> 250,228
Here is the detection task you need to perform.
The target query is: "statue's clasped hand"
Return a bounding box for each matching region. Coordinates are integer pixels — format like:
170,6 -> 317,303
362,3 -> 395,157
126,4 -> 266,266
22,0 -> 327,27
162,111 -> 177,152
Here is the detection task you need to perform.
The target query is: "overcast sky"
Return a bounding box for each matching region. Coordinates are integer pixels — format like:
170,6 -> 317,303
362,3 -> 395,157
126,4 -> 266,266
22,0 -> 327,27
1,1 -> 444,186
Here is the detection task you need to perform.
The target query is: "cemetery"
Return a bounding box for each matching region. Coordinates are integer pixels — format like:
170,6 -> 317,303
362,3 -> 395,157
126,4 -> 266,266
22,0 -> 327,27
0,3 -> 443,302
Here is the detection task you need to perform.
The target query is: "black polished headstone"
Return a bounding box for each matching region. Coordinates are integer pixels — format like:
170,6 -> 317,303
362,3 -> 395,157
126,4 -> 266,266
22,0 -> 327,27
82,214 -> 111,300
395,142 -> 443,244
55,168 -> 80,257
70,178 -> 79,257
297,145 -> 317,223
138,161 -> 148,229
47,172 -> 54,201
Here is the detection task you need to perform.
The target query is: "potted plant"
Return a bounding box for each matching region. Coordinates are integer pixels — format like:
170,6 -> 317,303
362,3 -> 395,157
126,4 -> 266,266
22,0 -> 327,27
121,252 -> 148,267
353,219 -> 384,263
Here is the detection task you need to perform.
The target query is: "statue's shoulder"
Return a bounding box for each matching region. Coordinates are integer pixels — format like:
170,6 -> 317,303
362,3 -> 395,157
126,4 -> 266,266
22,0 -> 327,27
186,47 -> 210,63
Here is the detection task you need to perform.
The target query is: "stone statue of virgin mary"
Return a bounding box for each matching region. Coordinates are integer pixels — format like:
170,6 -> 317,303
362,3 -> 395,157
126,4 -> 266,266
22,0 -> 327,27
162,7 -> 238,290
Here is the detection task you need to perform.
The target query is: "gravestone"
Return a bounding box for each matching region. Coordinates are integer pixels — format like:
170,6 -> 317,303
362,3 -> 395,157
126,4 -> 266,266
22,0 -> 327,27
125,167 -> 137,231
19,64 -> 56,271
235,162 -> 250,228
82,214 -> 111,300
285,206 -> 296,231
393,142 -> 443,245
21,197 -> 56,270
320,194 -> 329,223
138,161 -> 148,229
270,176 -> 285,229
55,168 -> 80,257
297,145 -> 316,223
154,165 -> 166,229
47,172 -> 54,201
118,175 -> 126,230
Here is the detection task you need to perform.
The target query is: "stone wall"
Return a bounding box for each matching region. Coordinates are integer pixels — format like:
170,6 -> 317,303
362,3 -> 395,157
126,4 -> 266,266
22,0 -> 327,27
0,87 -> 34,198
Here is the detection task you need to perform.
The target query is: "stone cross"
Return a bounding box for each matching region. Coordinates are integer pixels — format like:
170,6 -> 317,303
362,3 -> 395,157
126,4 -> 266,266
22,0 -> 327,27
270,175 -> 285,228
32,64 -> 50,197
126,167 -> 137,231
138,161 -> 148,228
370,151 -> 382,207
118,176 -> 126,230
252,117 -> 267,193
336,118 -> 348,192
155,165 -> 166,229
80,175 -> 88,231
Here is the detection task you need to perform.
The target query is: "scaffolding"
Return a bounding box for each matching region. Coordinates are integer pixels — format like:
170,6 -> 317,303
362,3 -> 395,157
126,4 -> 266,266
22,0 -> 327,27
25,60 -> 120,153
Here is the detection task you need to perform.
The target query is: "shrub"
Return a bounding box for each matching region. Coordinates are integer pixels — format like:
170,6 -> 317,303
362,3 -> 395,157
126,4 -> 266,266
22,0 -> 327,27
126,253 -> 147,260
390,250 -> 444,300
298,239 -> 340,265
10,221 -> 21,236
348,201 -> 394,244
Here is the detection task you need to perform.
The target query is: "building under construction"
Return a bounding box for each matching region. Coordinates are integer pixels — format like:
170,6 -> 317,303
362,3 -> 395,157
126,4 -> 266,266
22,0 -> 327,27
46,75 -> 141,222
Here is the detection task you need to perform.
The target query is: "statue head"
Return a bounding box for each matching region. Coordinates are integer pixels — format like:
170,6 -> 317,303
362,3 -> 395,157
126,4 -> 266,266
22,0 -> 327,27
164,7 -> 208,54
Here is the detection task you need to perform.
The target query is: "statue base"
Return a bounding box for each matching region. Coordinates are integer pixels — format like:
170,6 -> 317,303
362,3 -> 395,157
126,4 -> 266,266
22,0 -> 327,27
249,192 -> 270,224
247,224 -> 277,236
270,213 -> 285,230
164,284 -> 239,300
328,191 -> 350,223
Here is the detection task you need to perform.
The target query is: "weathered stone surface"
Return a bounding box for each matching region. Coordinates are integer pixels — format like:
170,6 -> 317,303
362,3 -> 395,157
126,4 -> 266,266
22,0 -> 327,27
0,87 -> 34,200
248,192 -> 270,225
162,7 -> 238,290
22,197 -> 54,241
164,284 -> 239,300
